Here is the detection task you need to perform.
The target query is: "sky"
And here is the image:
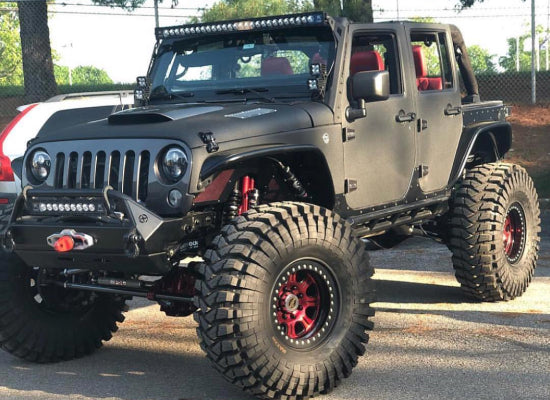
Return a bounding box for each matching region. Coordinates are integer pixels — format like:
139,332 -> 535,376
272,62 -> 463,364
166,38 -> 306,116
44,0 -> 549,83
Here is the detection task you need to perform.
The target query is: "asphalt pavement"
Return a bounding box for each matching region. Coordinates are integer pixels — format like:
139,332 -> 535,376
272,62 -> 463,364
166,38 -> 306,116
1,215 -> 549,400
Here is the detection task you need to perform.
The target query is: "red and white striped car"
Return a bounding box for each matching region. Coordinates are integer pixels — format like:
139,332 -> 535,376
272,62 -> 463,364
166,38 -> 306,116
0,91 -> 133,215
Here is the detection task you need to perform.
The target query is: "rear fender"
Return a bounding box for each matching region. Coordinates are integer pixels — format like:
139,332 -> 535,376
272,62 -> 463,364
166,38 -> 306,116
448,121 -> 512,187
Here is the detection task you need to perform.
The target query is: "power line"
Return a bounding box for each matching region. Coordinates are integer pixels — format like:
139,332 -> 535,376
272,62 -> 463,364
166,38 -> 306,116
54,1 -> 207,11
376,6 -> 550,12
0,3 -> 541,20
51,9 -> 198,17
0,6 -> 198,17
376,14 -> 539,19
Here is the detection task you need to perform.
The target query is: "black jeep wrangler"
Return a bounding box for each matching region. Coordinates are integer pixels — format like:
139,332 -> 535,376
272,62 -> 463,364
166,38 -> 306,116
0,12 -> 540,400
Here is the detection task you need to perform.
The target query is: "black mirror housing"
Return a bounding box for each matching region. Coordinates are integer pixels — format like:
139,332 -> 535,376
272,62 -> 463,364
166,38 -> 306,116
350,70 -> 390,103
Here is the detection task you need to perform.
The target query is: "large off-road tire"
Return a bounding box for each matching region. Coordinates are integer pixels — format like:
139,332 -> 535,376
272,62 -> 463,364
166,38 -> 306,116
448,162 -> 541,301
0,252 -> 127,362
194,202 -> 374,399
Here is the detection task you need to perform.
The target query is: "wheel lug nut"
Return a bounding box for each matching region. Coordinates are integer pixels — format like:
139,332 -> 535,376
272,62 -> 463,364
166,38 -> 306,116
291,286 -> 297,290
298,294 -> 303,298
290,314 -> 296,319
298,305 -> 303,310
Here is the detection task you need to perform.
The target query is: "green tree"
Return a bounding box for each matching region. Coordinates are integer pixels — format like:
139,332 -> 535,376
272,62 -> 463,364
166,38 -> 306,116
55,65 -> 113,85
91,0 -> 148,10
199,0 -> 373,23
340,0 -> 372,22
312,0 -> 373,22
72,66 -> 113,85
200,0 -> 313,22
0,4 -> 22,85
499,25 -> 549,72
54,65 -> 69,85
468,45 -> 496,74
91,0 -> 179,10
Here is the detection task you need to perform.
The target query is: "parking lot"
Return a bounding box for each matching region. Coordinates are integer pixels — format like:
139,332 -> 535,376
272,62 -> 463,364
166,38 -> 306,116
1,214 -> 548,400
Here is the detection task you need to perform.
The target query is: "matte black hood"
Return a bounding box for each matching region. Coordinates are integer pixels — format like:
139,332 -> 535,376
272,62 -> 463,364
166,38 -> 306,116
33,102 -> 334,149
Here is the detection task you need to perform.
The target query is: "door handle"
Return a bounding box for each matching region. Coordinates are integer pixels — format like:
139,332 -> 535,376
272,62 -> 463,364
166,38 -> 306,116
444,104 -> 462,116
395,110 -> 416,123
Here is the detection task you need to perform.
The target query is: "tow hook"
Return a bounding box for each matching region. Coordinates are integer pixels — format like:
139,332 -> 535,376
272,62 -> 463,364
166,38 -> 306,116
47,229 -> 95,252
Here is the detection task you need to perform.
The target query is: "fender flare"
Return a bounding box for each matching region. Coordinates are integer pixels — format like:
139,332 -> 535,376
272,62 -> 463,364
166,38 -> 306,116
197,144 -> 335,207
199,144 -> 327,179
448,121 -> 512,187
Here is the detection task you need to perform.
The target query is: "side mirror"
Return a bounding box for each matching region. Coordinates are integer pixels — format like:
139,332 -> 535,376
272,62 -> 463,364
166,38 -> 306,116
346,70 -> 390,122
350,70 -> 390,102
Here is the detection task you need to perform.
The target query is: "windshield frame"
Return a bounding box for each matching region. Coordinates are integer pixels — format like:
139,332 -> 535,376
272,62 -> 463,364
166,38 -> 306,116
147,25 -> 336,104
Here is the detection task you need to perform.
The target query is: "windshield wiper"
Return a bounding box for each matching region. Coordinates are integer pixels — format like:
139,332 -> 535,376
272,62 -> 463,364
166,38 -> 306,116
215,87 -> 275,103
149,85 -> 194,101
149,92 -> 195,101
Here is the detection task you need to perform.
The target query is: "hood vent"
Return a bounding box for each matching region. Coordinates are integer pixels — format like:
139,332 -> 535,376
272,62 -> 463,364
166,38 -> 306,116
108,105 -> 223,125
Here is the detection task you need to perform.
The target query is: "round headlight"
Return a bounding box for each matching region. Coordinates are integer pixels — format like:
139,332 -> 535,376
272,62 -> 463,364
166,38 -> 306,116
30,150 -> 51,182
162,147 -> 187,182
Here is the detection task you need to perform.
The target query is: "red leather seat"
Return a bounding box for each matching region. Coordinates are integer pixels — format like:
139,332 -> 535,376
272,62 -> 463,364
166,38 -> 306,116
412,45 -> 442,91
350,50 -> 384,75
261,57 -> 293,76
427,77 -> 442,90
310,52 -> 326,65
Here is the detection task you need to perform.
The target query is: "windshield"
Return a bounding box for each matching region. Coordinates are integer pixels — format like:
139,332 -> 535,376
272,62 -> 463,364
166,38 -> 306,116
149,26 -> 335,102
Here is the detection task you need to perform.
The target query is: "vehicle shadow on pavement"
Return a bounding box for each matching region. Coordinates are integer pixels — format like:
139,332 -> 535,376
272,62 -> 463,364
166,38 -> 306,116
1,345 -> 254,400
374,304 -> 550,331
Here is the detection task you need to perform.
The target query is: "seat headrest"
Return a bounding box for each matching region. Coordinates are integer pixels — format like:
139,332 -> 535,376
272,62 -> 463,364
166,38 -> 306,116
350,50 -> 384,75
261,57 -> 293,76
310,52 -> 326,65
412,45 -> 428,78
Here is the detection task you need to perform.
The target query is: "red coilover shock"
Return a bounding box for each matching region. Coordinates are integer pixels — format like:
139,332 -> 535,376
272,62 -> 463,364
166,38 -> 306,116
223,175 -> 259,223
238,175 -> 255,215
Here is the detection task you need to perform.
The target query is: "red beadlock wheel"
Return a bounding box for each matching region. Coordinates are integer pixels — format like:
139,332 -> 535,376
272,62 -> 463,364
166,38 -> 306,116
194,203 -> 375,399
502,203 -> 526,263
448,162 -> 540,301
271,259 -> 338,347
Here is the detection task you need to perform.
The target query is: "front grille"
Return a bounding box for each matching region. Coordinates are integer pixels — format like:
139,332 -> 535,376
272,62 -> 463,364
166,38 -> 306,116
25,139 -> 191,215
53,150 -> 150,201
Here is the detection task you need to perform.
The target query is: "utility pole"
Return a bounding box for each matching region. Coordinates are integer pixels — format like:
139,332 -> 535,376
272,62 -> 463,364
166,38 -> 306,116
396,0 -> 399,20
547,0 -> 549,70
531,0 -> 536,104
154,0 -> 159,28
62,42 -> 73,86
535,36 -> 540,72
517,36 -> 521,71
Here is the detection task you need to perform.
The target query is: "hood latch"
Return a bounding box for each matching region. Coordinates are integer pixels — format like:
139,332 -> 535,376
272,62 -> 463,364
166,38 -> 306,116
199,131 -> 219,153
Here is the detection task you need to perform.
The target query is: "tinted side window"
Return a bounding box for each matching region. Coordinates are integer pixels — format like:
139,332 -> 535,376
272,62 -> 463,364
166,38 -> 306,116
351,33 -> 402,95
410,32 -> 454,92
438,33 -> 454,88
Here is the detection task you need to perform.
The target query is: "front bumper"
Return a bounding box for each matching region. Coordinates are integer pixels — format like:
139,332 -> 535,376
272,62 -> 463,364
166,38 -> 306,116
1,188 -> 214,274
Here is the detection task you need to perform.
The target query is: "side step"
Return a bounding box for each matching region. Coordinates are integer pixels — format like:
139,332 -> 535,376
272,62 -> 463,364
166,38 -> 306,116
349,196 -> 449,238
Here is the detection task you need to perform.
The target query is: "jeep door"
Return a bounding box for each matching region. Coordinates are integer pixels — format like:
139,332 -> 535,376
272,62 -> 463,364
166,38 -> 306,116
406,26 -> 463,193
343,26 -> 417,210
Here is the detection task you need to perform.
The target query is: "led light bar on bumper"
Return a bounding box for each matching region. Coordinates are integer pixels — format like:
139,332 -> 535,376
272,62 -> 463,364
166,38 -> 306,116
27,196 -> 105,216
155,12 -> 327,40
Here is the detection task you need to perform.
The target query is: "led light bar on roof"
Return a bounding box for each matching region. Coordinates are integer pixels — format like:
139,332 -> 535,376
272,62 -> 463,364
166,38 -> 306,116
155,12 -> 327,40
